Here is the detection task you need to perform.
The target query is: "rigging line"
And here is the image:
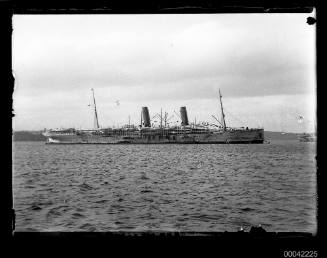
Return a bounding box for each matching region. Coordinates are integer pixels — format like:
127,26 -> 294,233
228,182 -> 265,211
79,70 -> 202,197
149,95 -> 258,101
211,115 -> 223,126
152,114 -> 160,120
174,110 -> 182,119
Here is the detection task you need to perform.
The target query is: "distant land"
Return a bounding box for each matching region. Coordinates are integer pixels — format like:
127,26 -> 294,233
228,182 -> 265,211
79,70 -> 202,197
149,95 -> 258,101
264,131 -> 299,141
13,131 -> 47,141
12,130 -> 301,142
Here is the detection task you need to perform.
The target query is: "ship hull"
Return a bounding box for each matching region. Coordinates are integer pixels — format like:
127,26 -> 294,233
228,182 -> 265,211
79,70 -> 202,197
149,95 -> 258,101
44,129 -> 264,144
45,140 -> 264,145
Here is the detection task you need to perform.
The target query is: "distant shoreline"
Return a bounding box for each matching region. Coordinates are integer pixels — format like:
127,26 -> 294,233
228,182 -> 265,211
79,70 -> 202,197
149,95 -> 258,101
13,131 -> 46,141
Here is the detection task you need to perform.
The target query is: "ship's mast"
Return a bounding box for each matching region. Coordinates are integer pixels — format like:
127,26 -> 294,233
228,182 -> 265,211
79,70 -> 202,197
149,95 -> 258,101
160,108 -> 163,128
91,88 -> 100,130
164,112 -> 168,127
219,89 -> 226,131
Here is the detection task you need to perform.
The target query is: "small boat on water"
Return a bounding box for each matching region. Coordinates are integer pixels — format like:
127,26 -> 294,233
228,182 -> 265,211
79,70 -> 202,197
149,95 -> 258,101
298,132 -> 316,142
297,114 -> 316,142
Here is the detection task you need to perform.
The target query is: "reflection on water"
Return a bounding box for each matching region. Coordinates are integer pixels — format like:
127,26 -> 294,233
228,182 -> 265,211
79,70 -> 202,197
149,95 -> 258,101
13,141 -> 316,232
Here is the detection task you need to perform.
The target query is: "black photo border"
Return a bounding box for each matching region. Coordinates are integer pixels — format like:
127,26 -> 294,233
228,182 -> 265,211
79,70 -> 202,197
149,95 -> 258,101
2,0 -> 323,256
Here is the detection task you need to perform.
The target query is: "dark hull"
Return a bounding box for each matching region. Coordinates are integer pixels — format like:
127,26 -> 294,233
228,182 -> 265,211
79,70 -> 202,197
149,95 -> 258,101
44,129 -> 264,144
46,140 -> 264,145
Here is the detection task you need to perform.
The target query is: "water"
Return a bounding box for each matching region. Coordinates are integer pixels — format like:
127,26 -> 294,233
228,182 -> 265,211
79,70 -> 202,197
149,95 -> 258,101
13,141 -> 317,232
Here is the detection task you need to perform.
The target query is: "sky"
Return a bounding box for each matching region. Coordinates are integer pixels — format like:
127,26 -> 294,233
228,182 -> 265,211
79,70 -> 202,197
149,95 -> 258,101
12,13 -> 316,133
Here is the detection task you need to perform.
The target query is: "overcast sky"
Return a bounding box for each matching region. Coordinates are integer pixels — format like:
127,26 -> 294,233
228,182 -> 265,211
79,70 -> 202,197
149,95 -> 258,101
13,13 -> 316,133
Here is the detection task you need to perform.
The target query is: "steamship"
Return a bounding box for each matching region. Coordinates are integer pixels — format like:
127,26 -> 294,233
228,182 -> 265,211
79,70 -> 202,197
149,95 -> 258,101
42,89 -> 264,144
